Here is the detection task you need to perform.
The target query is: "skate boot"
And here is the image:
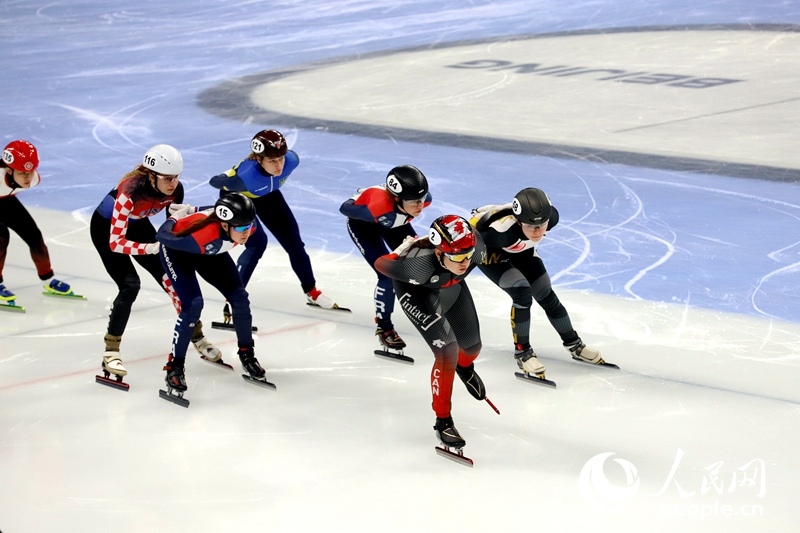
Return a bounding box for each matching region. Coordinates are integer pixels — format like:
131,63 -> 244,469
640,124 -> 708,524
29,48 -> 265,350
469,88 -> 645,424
565,338 -> 603,364
102,352 -> 127,377
43,278 -> 74,296
376,327 -> 406,350
515,344 -> 546,376
238,345 -> 265,378
0,283 -> 15,302
191,321 -> 224,363
239,345 -> 275,389
306,287 -> 349,311
0,283 -> 23,311
164,356 -> 187,393
95,334 -> 129,390
455,363 -> 486,400
192,336 -> 222,361
434,416 -> 466,449
373,324 -> 414,363
160,355 -> 190,407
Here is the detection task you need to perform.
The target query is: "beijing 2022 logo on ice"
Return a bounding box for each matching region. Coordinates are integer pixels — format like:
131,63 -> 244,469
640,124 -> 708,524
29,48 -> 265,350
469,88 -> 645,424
579,452 -> 641,513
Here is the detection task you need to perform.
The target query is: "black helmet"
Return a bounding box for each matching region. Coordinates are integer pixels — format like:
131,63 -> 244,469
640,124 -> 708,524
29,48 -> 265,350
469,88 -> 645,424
385,165 -> 428,201
512,188 -> 551,225
215,193 -> 256,226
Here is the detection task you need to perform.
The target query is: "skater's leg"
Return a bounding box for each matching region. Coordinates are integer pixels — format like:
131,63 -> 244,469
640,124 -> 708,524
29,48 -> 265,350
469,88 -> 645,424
441,282 -> 485,400
235,217 -> 267,287
159,247 -> 203,366
257,191 -> 316,292
1,196 -> 53,280
395,284 -> 459,418
196,254 -> 252,347
479,259 -> 532,348
347,218 -> 397,327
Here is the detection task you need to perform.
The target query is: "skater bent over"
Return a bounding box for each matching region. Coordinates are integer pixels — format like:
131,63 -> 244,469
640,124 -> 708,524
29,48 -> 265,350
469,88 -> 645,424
471,187 -> 603,379
209,129 -> 342,314
156,193 -> 267,396
340,165 -> 432,351
375,215 -> 487,449
0,140 -> 77,306
90,144 -> 220,382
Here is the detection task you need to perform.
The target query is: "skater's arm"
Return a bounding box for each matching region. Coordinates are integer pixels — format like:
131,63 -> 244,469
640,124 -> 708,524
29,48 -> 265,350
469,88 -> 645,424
108,192 -> 157,255
156,218 -> 204,254
209,169 -> 248,192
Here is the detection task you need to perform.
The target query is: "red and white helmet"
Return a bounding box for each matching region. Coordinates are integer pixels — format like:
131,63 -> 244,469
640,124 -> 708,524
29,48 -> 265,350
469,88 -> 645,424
2,140 -> 39,172
428,214 -> 476,254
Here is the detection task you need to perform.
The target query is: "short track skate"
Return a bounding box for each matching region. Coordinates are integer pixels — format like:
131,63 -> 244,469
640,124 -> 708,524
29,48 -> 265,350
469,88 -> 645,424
515,371 -> 557,388
242,373 -> 277,390
374,331 -> 414,364
201,355 -> 234,370
571,356 -> 620,369
435,445 -> 474,467
211,320 -> 259,333
95,370 -> 130,391
42,291 -> 86,301
306,301 -> 352,313
0,299 -> 25,313
159,387 -> 190,407
373,348 -> 414,364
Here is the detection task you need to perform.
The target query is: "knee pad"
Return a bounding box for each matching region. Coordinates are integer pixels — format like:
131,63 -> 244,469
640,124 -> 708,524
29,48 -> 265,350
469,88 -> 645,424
118,275 -> 141,304
183,295 -> 204,323
228,287 -> 250,313
537,289 -> 565,317
508,280 -> 533,308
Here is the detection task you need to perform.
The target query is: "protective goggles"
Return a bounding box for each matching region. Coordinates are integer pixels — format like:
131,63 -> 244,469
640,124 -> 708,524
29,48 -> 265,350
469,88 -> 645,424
444,248 -> 475,263
156,174 -> 180,183
521,220 -> 548,231
403,196 -> 426,206
231,223 -> 254,233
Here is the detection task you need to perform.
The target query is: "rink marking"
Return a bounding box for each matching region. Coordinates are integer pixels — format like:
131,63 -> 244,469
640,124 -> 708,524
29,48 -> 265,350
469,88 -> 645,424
0,320 -> 328,393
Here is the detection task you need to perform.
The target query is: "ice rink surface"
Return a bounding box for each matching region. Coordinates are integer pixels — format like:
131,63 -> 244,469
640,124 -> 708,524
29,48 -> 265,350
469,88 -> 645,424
1,1 -> 799,532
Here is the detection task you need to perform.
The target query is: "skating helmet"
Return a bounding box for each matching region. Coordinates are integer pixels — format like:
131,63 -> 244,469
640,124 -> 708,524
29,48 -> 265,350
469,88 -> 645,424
143,144 -> 183,176
429,214 -> 476,256
215,193 -> 256,227
2,140 -> 39,172
385,165 -> 428,201
251,129 -> 288,159
512,188 -> 551,225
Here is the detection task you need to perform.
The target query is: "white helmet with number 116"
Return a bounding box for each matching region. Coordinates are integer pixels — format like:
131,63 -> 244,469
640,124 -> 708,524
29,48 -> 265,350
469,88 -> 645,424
143,144 -> 184,176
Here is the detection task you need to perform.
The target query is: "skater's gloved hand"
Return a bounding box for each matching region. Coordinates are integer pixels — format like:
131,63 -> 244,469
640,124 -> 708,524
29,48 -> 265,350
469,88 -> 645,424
168,203 -> 195,220
393,235 -> 417,256
144,242 -> 160,255
471,203 -> 511,217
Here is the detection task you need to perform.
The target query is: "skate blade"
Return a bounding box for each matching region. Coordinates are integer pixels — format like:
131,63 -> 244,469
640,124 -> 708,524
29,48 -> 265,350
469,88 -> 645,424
435,446 -> 474,467
42,291 -> 87,300
95,374 -> 130,391
484,396 -> 500,415
159,389 -> 190,407
305,302 -> 352,313
201,355 -> 234,370
211,321 -> 258,332
242,374 -> 277,390
373,349 -> 414,364
0,302 -> 25,312
571,356 -> 620,369
515,371 -> 557,388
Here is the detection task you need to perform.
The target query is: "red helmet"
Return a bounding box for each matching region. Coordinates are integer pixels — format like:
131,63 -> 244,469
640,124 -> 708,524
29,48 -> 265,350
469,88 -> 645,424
251,129 -> 287,158
429,215 -> 476,254
2,140 -> 39,172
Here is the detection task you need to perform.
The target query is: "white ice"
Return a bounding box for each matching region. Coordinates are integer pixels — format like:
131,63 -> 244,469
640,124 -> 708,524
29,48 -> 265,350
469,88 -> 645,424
1,208 -> 798,532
